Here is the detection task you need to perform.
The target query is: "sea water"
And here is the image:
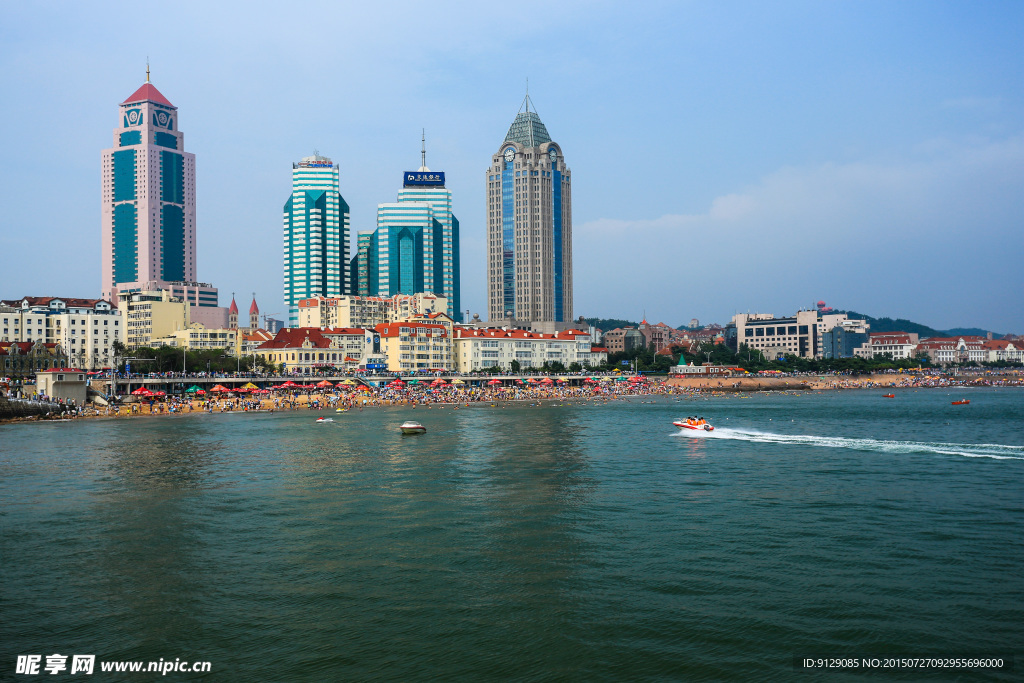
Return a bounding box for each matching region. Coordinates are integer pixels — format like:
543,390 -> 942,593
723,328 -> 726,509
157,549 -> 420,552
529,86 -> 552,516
2,388 -> 1021,680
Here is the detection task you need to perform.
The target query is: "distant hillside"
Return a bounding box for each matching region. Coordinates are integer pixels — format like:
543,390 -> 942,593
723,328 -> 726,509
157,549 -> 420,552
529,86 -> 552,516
837,311 -> 998,339
584,318 -> 639,331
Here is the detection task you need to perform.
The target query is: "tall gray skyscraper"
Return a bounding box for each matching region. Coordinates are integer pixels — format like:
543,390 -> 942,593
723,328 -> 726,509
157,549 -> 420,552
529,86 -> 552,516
486,95 -> 572,324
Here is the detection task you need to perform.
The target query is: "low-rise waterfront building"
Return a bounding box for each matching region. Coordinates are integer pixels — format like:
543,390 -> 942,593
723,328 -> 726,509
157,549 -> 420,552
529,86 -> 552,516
123,290 -> 189,348
915,336 -> 989,364
375,320 -> 452,372
1,340 -> 67,377
821,320 -> 870,359
1,297 -> 123,369
34,368 -> 88,404
603,327 -> 646,353
254,327 -> 372,374
670,362 -> 738,376
729,311 -> 818,359
638,320 -> 672,352
297,293 -> 449,330
980,339 -> 1024,363
452,327 -> 593,372
853,332 -> 920,360
151,323 -> 238,352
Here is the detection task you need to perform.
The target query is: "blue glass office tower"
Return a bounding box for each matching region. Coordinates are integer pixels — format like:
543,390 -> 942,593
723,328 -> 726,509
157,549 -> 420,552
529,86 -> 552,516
356,151 -> 460,320
486,95 -> 572,323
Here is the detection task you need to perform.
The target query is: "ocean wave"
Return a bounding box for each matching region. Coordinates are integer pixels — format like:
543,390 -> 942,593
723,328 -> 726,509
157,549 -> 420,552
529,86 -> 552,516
673,427 -> 1024,460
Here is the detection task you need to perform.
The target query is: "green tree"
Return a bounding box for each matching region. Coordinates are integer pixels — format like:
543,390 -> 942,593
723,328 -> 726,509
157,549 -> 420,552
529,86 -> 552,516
510,359 -> 521,373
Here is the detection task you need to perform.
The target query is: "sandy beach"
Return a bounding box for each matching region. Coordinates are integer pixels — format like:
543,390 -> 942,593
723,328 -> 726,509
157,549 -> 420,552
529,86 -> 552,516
4,371 -> 1021,424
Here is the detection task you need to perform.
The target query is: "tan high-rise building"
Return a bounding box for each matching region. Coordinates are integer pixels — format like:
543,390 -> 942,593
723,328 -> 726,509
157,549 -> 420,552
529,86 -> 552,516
486,95 -> 572,324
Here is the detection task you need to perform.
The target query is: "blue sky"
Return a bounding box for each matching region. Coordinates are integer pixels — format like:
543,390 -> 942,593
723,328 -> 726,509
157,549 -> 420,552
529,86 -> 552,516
1,1 -> 1021,332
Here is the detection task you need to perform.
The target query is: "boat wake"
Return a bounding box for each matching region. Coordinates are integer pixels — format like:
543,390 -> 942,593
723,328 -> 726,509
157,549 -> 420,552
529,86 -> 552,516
673,427 -> 1024,460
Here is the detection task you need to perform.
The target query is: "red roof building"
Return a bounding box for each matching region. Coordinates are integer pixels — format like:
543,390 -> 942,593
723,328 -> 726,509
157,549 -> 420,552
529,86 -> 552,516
253,327 -> 370,374
852,331 -> 920,360
451,327 -> 594,372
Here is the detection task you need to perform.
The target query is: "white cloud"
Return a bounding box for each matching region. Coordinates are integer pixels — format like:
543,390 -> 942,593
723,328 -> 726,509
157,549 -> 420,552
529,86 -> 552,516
574,136 -> 1024,331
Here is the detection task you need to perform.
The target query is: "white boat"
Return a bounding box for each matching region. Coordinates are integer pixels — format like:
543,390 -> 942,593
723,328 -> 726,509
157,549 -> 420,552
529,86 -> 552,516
399,421 -> 426,434
673,417 -> 713,432
316,417 -> 334,423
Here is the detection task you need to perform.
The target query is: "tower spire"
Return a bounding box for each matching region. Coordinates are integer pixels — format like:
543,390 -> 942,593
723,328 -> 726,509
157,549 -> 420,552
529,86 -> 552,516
146,58 -> 150,83
421,128 -> 426,169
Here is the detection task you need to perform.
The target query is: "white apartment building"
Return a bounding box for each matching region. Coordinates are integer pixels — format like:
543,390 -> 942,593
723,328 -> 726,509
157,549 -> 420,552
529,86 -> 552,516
151,323 -> 238,352
730,311 -> 866,359
453,328 -> 594,372
296,293 -> 448,330
374,320 -> 453,372
915,337 -> 989,364
1,297 -> 123,369
853,332 -> 920,360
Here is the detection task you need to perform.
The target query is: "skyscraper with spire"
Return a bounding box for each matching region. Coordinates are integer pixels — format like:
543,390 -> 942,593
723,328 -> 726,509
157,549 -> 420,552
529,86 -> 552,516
354,133 -> 460,319
486,93 -> 572,325
101,69 -> 203,304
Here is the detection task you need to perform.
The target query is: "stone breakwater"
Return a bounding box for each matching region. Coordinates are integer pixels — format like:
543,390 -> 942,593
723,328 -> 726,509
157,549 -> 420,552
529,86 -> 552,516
0,396 -> 61,421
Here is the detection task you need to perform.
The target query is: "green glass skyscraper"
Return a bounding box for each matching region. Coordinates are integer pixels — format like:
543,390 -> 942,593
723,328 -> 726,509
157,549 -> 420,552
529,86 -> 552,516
283,154 -> 350,326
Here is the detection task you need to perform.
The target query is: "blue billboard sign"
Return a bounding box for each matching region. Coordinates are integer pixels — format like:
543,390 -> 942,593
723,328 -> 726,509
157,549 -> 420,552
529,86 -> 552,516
404,171 -> 445,186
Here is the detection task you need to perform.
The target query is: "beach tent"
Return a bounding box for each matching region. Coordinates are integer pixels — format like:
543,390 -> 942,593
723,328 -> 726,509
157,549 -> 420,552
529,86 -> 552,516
210,384 -> 231,392
316,380 -> 334,388
185,385 -> 203,393
131,387 -> 152,395
241,382 -> 259,390
487,379 -> 502,385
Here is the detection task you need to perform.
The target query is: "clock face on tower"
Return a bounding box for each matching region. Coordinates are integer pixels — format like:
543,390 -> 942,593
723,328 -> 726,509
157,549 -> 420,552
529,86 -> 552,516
549,148 -> 557,162
503,147 -> 516,163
